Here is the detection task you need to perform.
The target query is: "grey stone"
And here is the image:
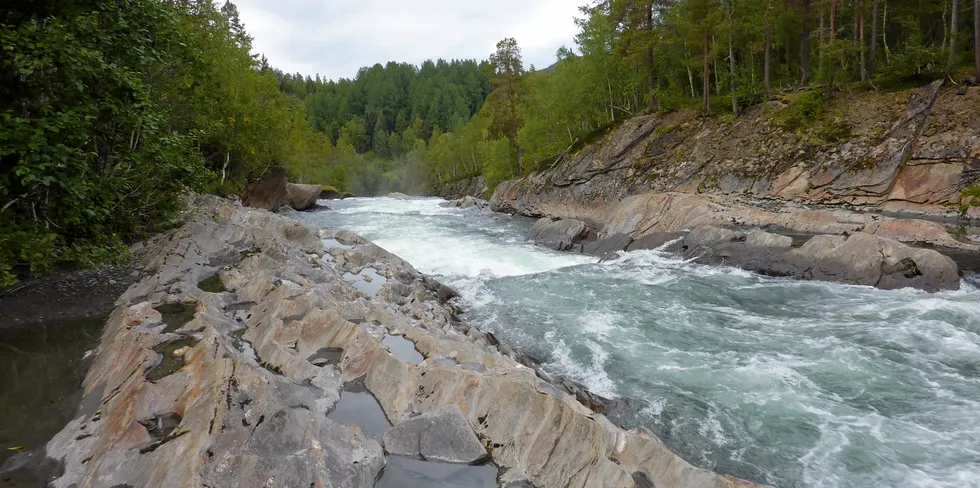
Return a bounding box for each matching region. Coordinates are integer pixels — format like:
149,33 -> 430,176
527,218 -> 593,251
382,406 -> 487,464
583,233 -> 633,259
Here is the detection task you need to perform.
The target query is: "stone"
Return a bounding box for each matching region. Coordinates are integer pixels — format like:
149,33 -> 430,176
285,183 -> 323,211
744,230 -> 793,249
382,406 -> 487,464
241,166 -> 287,211
583,233 -> 634,259
320,187 -> 342,200
527,218 -> 593,251
626,232 -> 685,251
439,196 -> 490,210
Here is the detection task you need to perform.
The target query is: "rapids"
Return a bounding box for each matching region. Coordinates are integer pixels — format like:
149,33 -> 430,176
301,196 -> 980,488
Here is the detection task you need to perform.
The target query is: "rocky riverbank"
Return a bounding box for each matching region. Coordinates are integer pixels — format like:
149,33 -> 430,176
486,81 -> 980,291
3,195 -> 765,488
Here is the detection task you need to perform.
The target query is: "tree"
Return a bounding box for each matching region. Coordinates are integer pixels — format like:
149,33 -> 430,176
949,0 -> 958,71
487,38 -> 527,173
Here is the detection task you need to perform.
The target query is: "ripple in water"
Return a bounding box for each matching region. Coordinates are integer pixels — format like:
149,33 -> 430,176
302,197 -> 980,488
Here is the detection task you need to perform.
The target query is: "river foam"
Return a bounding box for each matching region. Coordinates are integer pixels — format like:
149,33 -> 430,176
303,196 -> 980,488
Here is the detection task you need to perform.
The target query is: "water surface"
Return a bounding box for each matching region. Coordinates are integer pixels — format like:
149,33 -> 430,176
302,196 -> 980,488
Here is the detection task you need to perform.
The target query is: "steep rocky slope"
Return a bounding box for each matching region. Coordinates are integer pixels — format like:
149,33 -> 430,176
493,81 -> 979,222
489,82 -> 980,285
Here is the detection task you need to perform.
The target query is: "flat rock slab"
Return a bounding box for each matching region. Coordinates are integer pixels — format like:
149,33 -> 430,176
382,406 -> 487,464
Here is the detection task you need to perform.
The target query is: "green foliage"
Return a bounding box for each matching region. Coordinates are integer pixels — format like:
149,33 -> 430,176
0,0 -> 339,286
775,90 -> 828,131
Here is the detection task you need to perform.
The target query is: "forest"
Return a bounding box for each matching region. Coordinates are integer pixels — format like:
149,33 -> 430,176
1,0 -> 978,285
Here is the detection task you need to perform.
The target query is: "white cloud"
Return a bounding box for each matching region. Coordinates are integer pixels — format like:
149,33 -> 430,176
231,0 -> 584,80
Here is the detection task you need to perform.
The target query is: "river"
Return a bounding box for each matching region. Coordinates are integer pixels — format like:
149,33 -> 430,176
300,196 -> 980,488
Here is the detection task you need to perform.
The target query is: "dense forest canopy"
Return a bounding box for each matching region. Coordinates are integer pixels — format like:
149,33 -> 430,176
1,0 -> 978,285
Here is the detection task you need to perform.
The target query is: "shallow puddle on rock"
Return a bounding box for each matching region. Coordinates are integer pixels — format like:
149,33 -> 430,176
197,274 -> 226,293
230,329 -> 258,362
342,268 -> 387,297
155,303 -> 196,334
307,347 -> 343,367
434,357 -> 459,367
322,238 -> 354,250
382,334 -> 424,365
375,456 -> 500,488
145,337 -> 198,382
326,380 -> 390,441
0,317 -> 104,467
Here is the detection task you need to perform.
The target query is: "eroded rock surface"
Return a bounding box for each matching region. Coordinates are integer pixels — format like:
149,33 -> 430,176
382,406 -> 487,463
34,195 -> 766,488
528,217 -> 593,251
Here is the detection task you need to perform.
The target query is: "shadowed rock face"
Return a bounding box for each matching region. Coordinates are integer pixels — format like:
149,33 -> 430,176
33,195 -> 769,488
241,166 -> 287,211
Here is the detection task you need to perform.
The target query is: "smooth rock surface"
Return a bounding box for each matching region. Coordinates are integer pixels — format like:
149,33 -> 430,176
285,183 -> 324,211
382,406 -> 487,464
527,217 -> 593,251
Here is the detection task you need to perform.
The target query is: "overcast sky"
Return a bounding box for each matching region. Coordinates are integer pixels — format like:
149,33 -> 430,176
232,0 -> 584,80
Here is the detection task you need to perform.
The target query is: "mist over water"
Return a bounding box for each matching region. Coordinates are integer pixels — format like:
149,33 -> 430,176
301,197 -> 980,488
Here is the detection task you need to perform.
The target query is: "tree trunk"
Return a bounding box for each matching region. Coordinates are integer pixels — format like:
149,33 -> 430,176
949,0 -> 958,70
975,0 -> 980,79
883,0 -> 890,62
802,0 -> 811,81
860,3 -> 867,82
729,0 -> 739,115
764,0 -> 772,97
870,0 -> 878,75
703,38 -> 712,114
646,2 -> 658,111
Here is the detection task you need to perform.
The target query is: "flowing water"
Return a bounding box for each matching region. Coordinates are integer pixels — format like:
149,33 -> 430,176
302,197 -> 980,488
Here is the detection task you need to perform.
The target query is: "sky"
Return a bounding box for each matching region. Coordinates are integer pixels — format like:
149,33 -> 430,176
232,0 -> 585,81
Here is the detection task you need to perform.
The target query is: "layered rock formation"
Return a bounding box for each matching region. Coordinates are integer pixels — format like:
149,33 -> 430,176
492,82 -> 979,288
20,196 -> 765,488
432,175 -> 488,200
492,82 -> 979,222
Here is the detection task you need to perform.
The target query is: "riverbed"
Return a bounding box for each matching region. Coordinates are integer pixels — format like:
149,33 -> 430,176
302,196 -> 980,488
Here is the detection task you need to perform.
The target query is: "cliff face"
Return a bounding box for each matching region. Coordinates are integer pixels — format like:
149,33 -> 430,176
491,82 -> 980,226
430,175 -> 488,200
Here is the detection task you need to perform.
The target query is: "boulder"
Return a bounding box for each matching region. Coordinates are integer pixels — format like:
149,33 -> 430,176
527,218 -> 593,251
583,233 -> 633,259
679,226 -> 960,292
626,232 -> 685,252
285,183 -> 323,211
320,187 -> 342,200
382,406 -> 487,464
241,166 -> 287,211
439,196 -> 490,210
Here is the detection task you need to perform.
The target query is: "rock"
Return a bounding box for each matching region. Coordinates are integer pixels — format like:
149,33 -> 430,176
583,233 -> 633,259
527,218 -> 593,251
626,232 -> 685,251
320,187 -> 342,200
745,230 -> 793,249
439,196 -> 490,210
241,166 -> 287,211
382,406 -> 487,464
678,226 -> 960,292
35,194 -> 765,488
386,192 -> 411,199
284,183 -> 323,211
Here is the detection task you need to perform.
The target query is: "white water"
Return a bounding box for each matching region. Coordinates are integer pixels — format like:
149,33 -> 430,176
302,197 -> 980,488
